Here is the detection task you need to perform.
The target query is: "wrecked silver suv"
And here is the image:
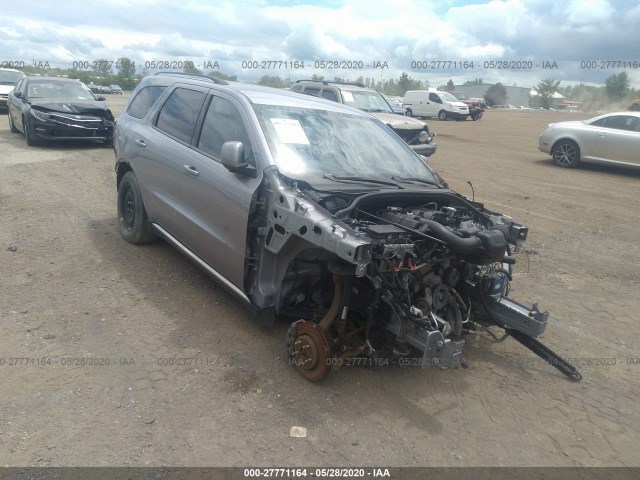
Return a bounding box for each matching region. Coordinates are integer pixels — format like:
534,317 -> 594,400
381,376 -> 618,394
115,73 -> 581,382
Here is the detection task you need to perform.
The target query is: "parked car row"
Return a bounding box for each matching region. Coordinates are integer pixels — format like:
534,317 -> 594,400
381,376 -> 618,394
5,70 -> 637,173
88,84 -> 124,95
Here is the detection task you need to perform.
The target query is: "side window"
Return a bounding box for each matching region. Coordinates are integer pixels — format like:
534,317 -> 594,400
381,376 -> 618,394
127,86 -> 167,119
429,93 -> 441,103
590,117 -> 608,127
155,88 -> 206,143
290,85 -> 303,92
321,89 -> 338,102
605,115 -> 638,132
304,87 -> 321,96
197,96 -> 254,165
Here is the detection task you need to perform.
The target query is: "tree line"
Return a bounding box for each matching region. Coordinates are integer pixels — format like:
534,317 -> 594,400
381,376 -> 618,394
14,57 -> 638,110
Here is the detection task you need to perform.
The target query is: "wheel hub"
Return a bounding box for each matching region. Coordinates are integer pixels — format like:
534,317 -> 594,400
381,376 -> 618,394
286,320 -> 332,382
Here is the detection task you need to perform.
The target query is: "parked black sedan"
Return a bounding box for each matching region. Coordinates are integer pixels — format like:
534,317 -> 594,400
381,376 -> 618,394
7,77 -> 114,146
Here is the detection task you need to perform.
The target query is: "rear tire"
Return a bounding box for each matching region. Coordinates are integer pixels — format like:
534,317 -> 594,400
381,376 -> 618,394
438,110 -> 447,121
551,140 -> 580,168
406,108 -> 413,117
117,171 -> 156,244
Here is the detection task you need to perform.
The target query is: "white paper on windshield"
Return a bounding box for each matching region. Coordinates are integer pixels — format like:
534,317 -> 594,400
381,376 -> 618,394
342,91 -> 354,102
270,118 -> 310,144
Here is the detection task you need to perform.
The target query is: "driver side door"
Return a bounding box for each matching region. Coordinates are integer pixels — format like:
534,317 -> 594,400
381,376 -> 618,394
180,91 -> 263,289
594,115 -> 640,164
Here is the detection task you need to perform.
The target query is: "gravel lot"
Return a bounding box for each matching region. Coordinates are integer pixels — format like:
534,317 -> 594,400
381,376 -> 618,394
1,95 -> 639,468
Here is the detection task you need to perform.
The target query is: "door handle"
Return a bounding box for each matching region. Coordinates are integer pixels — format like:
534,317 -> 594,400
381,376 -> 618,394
134,138 -> 146,147
183,165 -> 199,176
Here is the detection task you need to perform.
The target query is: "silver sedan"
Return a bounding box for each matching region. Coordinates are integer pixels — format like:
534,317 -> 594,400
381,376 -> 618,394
538,112 -> 640,168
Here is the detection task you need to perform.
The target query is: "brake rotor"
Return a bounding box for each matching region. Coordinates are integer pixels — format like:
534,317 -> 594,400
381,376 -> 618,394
286,320 -> 332,382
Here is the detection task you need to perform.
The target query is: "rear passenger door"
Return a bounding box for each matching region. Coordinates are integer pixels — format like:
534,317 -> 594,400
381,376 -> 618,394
133,85 -> 208,239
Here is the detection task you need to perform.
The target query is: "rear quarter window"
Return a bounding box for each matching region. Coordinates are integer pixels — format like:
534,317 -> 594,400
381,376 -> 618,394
127,86 -> 167,119
321,89 -> 338,102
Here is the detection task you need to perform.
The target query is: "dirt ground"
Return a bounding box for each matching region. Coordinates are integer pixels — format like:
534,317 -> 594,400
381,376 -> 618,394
1,95 -> 639,468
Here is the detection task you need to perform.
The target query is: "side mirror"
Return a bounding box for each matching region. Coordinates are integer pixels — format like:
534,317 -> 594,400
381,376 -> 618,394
96,95 -> 106,101
221,141 -> 255,177
14,91 -> 22,98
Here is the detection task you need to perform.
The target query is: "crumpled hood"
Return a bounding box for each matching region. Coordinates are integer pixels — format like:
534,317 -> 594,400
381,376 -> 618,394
29,100 -> 112,118
372,112 -> 427,130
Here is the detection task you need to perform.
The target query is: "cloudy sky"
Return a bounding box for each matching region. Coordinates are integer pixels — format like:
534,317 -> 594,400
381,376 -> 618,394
1,0 -> 639,88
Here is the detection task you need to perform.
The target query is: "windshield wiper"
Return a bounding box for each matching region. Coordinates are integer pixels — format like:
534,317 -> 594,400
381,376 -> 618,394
391,176 -> 443,188
323,174 -> 403,189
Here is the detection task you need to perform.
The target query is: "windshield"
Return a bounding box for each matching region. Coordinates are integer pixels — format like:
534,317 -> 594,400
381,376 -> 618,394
440,91 -> 460,102
341,90 -> 393,113
0,71 -> 25,84
253,104 -> 436,182
27,81 -> 96,100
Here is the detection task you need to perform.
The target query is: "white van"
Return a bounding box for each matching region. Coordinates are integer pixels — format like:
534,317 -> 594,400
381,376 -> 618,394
403,89 -> 469,120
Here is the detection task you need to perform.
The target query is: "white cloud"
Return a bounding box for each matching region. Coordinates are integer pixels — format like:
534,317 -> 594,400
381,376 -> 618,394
1,0 -> 638,87
565,0 -> 614,26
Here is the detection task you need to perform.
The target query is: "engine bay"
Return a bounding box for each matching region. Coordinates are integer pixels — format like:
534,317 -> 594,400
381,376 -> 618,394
248,171 -> 581,382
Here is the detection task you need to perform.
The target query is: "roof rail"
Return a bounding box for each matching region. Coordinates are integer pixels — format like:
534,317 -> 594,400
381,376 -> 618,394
294,79 -> 367,88
154,72 -> 228,85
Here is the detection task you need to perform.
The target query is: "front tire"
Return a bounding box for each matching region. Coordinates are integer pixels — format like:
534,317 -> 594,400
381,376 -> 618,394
552,140 -> 580,168
438,110 -> 447,121
117,171 -> 156,244
406,108 -> 413,117
23,117 -> 39,146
